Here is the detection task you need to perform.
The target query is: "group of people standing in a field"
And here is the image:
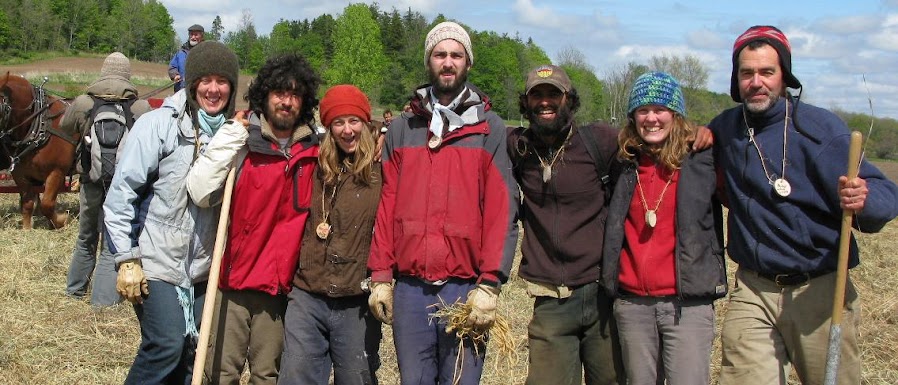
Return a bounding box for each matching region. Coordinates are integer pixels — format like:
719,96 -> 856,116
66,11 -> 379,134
62,19 -> 898,385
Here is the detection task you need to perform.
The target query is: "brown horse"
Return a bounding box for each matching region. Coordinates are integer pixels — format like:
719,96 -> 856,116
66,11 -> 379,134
0,72 -> 77,229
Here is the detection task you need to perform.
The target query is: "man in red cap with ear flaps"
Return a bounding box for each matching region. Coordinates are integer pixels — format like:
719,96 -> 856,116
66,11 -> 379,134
709,25 -> 898,385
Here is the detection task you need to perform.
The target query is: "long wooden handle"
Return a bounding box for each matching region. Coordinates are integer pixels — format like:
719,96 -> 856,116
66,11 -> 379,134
191,166 -> 237,385
823,131 -> 863,385
831,131 -> 863,326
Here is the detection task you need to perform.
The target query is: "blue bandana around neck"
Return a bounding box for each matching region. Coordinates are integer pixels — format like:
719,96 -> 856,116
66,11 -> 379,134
197,109 -> 226,137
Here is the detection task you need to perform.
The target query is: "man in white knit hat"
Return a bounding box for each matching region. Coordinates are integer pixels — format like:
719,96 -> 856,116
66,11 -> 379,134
64,52 -> 151,307
368,21 -> 519,384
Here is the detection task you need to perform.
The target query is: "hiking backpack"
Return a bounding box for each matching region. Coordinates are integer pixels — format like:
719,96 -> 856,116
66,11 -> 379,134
78,96 -> 136,183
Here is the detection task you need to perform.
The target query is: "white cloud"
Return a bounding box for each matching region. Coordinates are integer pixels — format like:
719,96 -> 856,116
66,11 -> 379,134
867,14 -> 898,51
686,28 -> 728,50
512,0 -> 578,31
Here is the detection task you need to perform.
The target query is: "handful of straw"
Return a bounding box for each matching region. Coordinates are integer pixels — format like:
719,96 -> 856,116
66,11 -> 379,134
429,296 -> 518,383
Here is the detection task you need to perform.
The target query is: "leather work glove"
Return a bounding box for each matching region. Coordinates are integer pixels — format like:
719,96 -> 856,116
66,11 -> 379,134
368,281 -> 394,325
465,284 -> 499,331
117,259 -> 149,304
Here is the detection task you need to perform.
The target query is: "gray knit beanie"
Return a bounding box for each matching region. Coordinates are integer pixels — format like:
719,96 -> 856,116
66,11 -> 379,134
185,41 -> 239,117
100,52 -> 130,80
424,21 -> 473,65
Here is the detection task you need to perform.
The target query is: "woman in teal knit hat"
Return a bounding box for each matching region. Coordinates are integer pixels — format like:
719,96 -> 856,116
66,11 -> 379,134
601,71 -> 727,385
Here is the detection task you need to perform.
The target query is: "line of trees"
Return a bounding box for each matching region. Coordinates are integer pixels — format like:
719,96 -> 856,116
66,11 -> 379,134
2,1 -> 895,158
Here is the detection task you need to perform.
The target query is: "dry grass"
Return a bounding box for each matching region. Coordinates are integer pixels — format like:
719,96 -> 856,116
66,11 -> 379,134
0,162 -> 897,384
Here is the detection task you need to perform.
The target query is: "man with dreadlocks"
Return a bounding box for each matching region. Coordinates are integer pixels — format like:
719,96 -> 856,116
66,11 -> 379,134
710,25 -> 898,384
186,53 -> 321,384
507,64 -> 625,385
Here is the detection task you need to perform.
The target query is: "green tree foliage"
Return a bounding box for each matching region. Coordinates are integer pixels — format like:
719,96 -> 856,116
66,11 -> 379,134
0,10 -> 12,50
325,4 -> 386,97
225,9 -> 262,72
834,109 -> 898,160
556,46 -> 604,123
0,0 -> 175,60
469,30 -> 524,119
210,15 -> 224,41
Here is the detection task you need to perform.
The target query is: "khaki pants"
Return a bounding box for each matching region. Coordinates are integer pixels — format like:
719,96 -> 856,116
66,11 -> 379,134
204,290 -> 288,385
719,268 -> 860,385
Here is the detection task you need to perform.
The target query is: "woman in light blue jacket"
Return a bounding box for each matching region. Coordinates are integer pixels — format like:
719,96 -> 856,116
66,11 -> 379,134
103,41 -> 239,385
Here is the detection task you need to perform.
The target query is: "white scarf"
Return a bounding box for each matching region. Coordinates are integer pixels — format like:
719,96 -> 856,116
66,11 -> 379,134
428,87 -> 468,139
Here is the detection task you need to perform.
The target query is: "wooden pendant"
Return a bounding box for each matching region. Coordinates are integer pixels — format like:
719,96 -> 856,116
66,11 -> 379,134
542,166 -> 552,183
315,222 -> 331,239
645,210 -> 657,228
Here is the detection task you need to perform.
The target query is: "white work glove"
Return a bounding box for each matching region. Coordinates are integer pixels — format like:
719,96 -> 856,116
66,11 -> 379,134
465,284 -> 499,331
368,281 -> 394,325
117,259 -> 149,304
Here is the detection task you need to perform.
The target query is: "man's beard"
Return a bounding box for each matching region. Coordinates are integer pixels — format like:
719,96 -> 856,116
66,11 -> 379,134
266,105 -> 300,133
528,103 -> 573,137
189,40 -> 199,47
428,65 -> 468,99
744,92 -> 780,115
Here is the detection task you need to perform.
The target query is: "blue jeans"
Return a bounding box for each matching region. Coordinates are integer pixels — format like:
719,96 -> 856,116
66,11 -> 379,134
525,282 -> 625,385
125,279 -> 206,385
393,277 -> 484,385
65,180 -> 121,306
279,288 -> 381,385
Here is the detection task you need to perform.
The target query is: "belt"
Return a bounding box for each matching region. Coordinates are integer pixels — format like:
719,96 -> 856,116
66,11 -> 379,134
755,269 -> 833,287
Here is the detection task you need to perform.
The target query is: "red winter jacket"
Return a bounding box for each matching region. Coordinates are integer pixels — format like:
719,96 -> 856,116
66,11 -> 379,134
368,84 -> 519,287
220,118 -> 319,295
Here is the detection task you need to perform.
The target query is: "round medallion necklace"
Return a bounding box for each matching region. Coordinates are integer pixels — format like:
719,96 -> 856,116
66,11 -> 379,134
635,164 -> 676,228
743,99 -> 791,197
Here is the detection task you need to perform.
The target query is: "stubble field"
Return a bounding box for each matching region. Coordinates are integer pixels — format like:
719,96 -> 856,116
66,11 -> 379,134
0,56 -> 897,384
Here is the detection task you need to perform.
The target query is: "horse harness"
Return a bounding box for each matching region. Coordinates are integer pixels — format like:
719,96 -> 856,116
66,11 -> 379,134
0,80 -> 74,172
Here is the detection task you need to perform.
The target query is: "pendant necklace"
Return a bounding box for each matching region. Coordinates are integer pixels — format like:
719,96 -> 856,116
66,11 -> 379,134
744,100 -> 791,197
316,167 -> 345,239
635,165 -> 675,228
535,127 -> 574,183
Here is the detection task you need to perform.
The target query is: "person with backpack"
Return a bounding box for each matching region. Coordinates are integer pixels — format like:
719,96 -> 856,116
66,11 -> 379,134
507,65 -> 625,385
64,52 -> 151,307
103,41 -> 239,384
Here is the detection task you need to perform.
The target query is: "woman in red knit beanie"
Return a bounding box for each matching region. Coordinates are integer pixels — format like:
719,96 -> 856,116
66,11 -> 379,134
279,84 -> 384,385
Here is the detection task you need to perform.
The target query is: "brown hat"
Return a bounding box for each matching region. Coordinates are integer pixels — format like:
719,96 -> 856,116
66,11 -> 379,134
185,41 -> 239,117
525,65 -> 571,94
100,52 -> 130,80
319,85 -> 371,127
188,24 -> 204,33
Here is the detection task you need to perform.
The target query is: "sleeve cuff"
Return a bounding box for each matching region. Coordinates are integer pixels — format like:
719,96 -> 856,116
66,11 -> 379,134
370,270 -> 394,283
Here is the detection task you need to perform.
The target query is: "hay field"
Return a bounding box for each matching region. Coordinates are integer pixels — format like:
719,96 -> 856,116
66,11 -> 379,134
1,174 -> 897,384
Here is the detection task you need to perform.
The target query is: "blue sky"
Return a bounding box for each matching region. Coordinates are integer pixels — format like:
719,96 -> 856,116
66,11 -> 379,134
161,0 -> 898,120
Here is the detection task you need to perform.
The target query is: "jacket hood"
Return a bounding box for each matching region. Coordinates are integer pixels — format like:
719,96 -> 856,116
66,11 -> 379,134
87,76 -> 139,100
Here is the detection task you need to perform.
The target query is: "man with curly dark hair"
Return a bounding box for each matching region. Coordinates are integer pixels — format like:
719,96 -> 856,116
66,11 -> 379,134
186,53 -> 321,385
